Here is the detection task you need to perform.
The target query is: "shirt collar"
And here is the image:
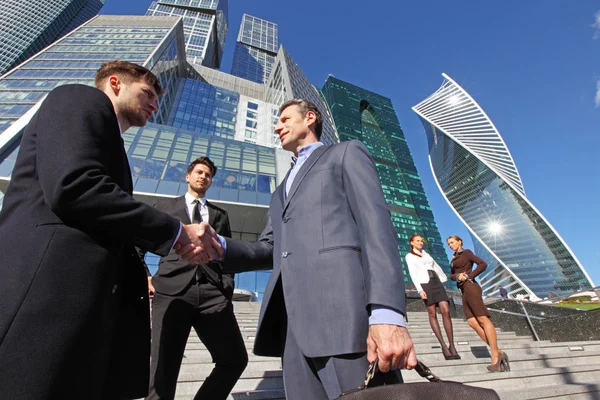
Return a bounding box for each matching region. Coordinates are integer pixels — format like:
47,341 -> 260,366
185,192 -> 206,206
452,249 -> 464,257
293,141 -> 324,165
410,249 -> 423,257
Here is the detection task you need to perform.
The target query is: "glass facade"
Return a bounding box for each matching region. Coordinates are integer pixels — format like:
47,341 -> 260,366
0,0 -> 105,76
146,0 -> 228,68
0,13 -> 278,299
322,76 -> 450,285
0,14 -> 185,227
413,74 -> 594,299
124,122 -> 276,299
0,15 -> 184,135
231,14 -> 278,84
266,47 -> 339,146
125,122 -> 276,206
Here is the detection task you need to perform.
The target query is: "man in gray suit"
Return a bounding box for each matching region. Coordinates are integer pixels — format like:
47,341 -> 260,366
182,98 -> 417,400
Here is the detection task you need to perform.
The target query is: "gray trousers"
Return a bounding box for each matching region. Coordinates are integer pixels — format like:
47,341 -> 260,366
282,326 -> 403,400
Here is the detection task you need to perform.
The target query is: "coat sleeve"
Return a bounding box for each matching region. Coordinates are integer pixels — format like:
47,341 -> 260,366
450,263 -> 458,281
341,140 -> 406,316
433,259 -> 448,283
220,210 -> 274,273
34,86 -> 180,256
466,250 -> 487,280
405,254 -> 424,293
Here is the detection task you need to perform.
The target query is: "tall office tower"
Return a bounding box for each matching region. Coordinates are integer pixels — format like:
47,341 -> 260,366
231,14 -> 278,84
0,0 -> 106,76
322,76 -> 450,284
0,15 -> 279,300
0,15 -> 185,136
266,46 -> 339,147
0,12 -> 346,301
413,73 -> 594,300
146,0 -> 228,68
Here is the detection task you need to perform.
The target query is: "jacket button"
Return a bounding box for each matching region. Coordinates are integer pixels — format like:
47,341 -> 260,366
111,285 -> 118,295
282,252 -> 289,258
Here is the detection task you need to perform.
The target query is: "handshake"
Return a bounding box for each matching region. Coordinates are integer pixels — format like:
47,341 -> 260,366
174,222 -> 223,264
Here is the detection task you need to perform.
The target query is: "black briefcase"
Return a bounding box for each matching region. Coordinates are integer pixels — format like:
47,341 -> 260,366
337,360 -> 500,400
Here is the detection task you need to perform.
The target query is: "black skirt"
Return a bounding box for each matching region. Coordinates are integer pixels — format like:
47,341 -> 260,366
421,270 -> 449,307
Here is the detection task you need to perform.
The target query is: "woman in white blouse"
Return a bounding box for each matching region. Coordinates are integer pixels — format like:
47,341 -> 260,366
406,234 -> 460,360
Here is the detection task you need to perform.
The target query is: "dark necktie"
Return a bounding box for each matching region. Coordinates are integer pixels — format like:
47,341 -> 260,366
192,199 -> 203,223
191,199 -> 206,281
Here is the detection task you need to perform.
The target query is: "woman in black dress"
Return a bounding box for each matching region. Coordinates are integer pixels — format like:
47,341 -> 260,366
406,235 -> 459,360
447,235 -> 509,372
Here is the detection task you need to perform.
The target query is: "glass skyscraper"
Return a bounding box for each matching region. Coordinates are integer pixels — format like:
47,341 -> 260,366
146,0 -> 228,68
322,76 -> 450,284
412,73 -> 594,300
0,0 -> 105,76
0,4 -> 455,302
231,14 -> 278,84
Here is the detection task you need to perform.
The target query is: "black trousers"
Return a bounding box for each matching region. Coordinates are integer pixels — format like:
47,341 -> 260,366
146,279 -> 248,400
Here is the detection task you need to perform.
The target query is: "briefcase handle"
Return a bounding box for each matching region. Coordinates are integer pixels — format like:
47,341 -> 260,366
364,358 -> 441,387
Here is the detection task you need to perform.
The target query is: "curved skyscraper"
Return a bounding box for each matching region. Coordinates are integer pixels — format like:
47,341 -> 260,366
0,0 -> 105,76
412,73 -> 593,300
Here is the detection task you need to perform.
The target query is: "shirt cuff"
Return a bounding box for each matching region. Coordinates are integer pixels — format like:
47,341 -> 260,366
168,222 -> 183,253
369,305 -> 406,327
216,234 -> 227,261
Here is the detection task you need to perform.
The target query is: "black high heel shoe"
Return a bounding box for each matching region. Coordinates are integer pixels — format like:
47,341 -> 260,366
443,351 -> 461,360
444,348 -> 461,360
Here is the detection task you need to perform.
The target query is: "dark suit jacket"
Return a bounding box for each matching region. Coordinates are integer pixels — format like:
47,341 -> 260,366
140,195 -> 234,299
0,85 -> 180,400
222,140 -> 407,358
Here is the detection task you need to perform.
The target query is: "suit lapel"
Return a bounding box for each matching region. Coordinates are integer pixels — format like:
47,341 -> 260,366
120,138 -> 134,194
206,201 -> 217,226
283,145 -> 329,214
279,168 -> 292,207
174,196 -> 189,223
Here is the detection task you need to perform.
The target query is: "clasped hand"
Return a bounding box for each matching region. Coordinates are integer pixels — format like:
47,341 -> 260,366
174,221 -> 223,264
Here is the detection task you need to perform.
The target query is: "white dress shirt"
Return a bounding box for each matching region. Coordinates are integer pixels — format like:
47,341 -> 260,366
405,250 -> 448,293
185,192 -> 208,223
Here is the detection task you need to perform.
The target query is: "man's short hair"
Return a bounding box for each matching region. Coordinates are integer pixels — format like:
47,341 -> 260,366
279,98 -> 323,140
94,60 -> 163,96
187,156 -> 217,177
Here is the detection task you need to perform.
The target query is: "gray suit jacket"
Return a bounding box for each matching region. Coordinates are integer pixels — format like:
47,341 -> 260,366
223,140 -> 407,358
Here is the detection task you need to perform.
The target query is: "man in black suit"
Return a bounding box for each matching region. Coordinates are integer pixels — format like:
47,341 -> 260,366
0,61 -> 216,400
141,156 -> 247,400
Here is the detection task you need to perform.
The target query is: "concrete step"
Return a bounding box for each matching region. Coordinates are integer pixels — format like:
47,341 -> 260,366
177,354 -> 600,385
498,383 -> 600,400
181,352 -> 276,364
175,374 -> 283,395
181,332 -> 524,352
405,354 -> 600,377
183,331 -> 527,345
172,303 -> 600,400
403,364 -> 600,392
199,389 -> 286,400
179,360 -> 281,375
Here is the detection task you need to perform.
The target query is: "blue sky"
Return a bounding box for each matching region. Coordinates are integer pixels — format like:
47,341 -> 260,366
101,1 -> 600,286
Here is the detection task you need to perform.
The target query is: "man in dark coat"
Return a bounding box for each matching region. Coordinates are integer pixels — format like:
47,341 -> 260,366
141,156 -> 247,400
0,61 -> 213,400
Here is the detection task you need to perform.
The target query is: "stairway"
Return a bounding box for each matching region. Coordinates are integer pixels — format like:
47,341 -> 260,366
172,302 -> 600,400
